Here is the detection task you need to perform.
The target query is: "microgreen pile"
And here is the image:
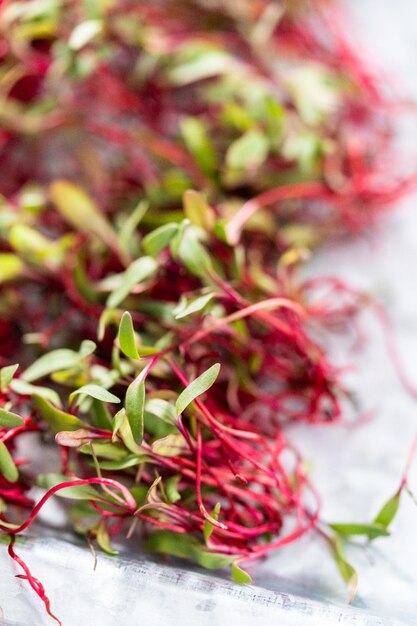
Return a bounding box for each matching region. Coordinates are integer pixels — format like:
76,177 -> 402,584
0,0 -> 416,623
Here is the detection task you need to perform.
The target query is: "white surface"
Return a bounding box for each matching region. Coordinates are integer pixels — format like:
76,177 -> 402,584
0,534 -> 408,626
2,1 -> 417,624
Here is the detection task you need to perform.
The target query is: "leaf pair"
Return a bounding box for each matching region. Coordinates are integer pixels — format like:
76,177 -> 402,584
329,489 -> 402,603
329,490 -> 401,541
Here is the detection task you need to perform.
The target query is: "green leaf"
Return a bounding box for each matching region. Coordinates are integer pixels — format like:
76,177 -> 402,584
169,219 -> 189,257
80,441 -> 127,461
97,308 -> 119,341
222,102 -> 253,132
0,408 -> 24,428
171,49 -> 235,86
203,502 -> 221,543
142,223 -> 179,257
22,349 -> 80,382
49,180 -> 121,256
112,408 -> 126,441
183,190 -> 215,231
0,254 -> 25,283
373,491 -> 401,530
285,65 -> 340,126
165,475 -> 181,503
145,399 -> 177,425
118,200 -> 149,252
145,530 -> 233,569
99,454 -> 148,470
232,562 -> 252,584
37,474 -> 103,501
118,409 -> 143,455
0,441 -> 18,482
180,117 -> 217,177
9,224 -> 70,269
171,223 -> 213,279
196,550 -> 234,570
152,433 -> 188,457
226,130 -> 269,170
70,384 -> 120,405
106,256 -> 157,308
80,339 -> 97,357
118,312 -> 140,359
10,379 -> 62,407
73,256 -> 99,304
173,292 -> 214,320
69,19 -> 102,50
125,379 -> 145,444
329,523 -> 389,540
0,364 -> 19,390
96,521 -> 119,556
91,399 -> 113,430
332,539 -> 358,604
176,363 -> 220,416
33,395 -> 86,433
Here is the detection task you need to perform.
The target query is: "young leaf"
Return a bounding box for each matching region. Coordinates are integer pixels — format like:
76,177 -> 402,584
183,190 -> 215,231
97,308 -> 120,341
0,441 -> 18,483
171,50 -> 236,86
106,256 -> 157,308
118,200 -> 149,252
145,398 -> 177,425
145,530 -> 233,569
203,502 -> 221,543
96,521 -> 119,556
171,224 -> 213,279
55,429 -> 96,448
232,562 -> 252,584
165,475 -> 181,503
112,408 -> 125,441
80,441 -> 127,461
285,65 -> 340,126
10,379 -> 62,407
49,180 -> 121,256
79,340 -> 97,358
180,117 -> 217,177
0,408 -> 24,428
99,455 -> 148,471
9,224 -> 65,268
125,379 -> 145,444
118,410 -> 143,454
37,474 -> 103,501
332,539 -> 358,604
0,364 -> 19,390
0,254 -> 25,283
70,384 -> 120,405
22,348 -> 82,382
33,395 -> 87,433
373,491 -> 401,530
118,312 -> 140,359
329,523 -> 389,540
195,550 -> 234,570
91,399 -> 113,430
226,130 -> 269,170
69,19 -> 102,50
176,363 -> 220,416
173,292 -> 214,320
152,433 -> 188,457
142,223 -> 179,257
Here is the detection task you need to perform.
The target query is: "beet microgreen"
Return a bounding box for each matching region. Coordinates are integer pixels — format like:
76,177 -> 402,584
0,0 -> 416,622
